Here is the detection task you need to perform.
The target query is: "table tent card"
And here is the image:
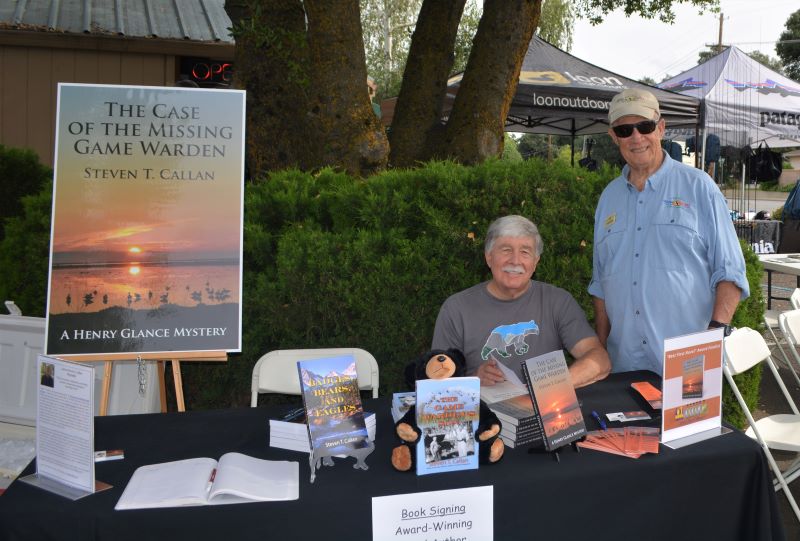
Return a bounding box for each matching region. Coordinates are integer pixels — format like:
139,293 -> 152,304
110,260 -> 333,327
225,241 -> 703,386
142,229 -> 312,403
661,328 -> 728,448
20,355 -> 111,500
296,355 -> 374,482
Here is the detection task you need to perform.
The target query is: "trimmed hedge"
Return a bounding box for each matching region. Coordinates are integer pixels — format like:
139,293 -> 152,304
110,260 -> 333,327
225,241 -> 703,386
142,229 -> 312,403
0,154 -> 765,428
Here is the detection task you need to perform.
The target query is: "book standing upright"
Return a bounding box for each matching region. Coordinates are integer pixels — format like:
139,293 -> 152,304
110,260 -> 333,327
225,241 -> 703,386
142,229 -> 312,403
297,355 -> 374,482
520,350 -> 586,453
415,377 -> 480,475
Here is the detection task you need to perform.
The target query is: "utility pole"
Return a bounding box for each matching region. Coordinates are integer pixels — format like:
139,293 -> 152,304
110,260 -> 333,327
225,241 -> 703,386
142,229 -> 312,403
717,12 -> 724,54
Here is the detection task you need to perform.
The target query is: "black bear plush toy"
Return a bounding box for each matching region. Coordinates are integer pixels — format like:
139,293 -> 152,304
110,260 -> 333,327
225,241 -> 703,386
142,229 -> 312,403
391,349 -> 505,472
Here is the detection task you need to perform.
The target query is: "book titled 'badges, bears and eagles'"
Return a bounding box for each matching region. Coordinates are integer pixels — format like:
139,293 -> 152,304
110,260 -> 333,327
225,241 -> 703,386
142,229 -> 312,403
415,377 -> 480,475
521,350 -> 586,451
296,355 -> 370,457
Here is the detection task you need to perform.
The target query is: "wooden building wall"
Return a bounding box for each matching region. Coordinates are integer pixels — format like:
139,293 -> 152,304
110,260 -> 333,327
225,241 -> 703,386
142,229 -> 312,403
0,44 -> 174,167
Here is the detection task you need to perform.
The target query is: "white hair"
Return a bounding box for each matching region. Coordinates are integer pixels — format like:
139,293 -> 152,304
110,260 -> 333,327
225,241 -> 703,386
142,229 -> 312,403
484,215 -> 543,256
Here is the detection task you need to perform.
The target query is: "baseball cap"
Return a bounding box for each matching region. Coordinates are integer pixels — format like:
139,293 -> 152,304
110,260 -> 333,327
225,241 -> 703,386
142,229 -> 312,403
608,88 -> 660,124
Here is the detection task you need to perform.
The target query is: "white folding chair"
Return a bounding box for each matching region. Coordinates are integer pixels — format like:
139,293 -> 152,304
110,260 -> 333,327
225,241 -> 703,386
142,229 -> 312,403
777,309 -> 800,389
251,348 -> 379,406
763,288 -> 800,374
723,326 -> 800,523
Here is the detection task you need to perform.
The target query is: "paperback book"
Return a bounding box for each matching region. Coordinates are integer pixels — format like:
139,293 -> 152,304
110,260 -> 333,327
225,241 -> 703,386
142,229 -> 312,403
415,377 -> 480,475
115,453 -> 298,509
297,355 -> 371,459
269,410 -> 376,453
521,350 -> 586,451
391,391 -> 417,423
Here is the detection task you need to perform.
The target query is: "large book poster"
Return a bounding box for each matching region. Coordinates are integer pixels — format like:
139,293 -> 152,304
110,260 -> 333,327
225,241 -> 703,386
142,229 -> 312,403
45,84 -> 245,355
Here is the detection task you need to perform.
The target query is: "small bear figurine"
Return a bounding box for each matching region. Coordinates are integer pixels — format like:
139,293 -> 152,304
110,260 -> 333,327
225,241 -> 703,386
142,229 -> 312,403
391,349 -> 505,472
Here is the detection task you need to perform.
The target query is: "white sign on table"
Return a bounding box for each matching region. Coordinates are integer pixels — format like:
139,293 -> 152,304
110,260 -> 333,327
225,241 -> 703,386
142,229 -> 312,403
661,328 -> 728,448
20,354 -> 110,499
372,486 -> 493,541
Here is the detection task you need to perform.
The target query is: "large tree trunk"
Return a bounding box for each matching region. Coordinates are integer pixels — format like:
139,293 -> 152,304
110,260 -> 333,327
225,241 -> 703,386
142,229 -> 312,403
229,0 -> 318,178
443,0 -> 541,163
305,0 -> 389,176
388,0 -> 466,168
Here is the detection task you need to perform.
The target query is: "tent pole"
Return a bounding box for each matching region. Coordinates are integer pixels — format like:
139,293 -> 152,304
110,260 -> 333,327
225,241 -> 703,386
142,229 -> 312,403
570,119 -> 576,167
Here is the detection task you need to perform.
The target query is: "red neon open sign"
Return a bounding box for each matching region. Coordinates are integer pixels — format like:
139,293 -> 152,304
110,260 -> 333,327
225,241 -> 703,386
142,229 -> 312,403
191,63 -> 232,83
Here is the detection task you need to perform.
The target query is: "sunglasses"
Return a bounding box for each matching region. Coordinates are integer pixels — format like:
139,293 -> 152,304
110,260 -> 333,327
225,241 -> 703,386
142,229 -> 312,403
612,119 -> 658,138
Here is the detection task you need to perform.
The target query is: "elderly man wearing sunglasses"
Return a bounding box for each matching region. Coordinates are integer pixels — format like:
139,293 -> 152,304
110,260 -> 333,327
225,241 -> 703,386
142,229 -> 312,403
588,88 -> 748,376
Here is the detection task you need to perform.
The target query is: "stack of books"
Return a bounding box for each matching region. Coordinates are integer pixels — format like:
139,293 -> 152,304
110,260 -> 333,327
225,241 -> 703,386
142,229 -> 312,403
576,426 -> 660,458
269,408 -> 376,453
487,393 -> 543,448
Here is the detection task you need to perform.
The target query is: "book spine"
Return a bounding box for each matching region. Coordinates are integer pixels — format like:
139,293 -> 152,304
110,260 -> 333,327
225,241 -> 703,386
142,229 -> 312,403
520,360 -> 546,450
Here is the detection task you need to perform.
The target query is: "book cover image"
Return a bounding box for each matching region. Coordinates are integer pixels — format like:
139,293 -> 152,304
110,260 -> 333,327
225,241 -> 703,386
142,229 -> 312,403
45,84 -> 245,355
681,355 -> 704,399
297,356 -> 370,458
415,377 -> 480,476
522,351 -> 586,451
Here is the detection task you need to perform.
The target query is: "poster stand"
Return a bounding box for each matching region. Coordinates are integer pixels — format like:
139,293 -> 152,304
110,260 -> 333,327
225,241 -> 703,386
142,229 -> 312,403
58,351 -> 227,414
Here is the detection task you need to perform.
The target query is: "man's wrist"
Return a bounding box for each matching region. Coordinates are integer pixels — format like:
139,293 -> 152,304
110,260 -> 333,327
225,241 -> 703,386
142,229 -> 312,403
708,319 -> 732,336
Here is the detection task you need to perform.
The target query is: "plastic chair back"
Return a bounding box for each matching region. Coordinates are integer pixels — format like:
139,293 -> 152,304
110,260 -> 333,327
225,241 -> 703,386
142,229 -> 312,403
251,348 -> 379,406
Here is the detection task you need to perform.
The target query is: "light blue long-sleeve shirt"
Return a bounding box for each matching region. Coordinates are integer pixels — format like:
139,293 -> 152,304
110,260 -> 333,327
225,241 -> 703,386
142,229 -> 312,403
589,152 -> 749,375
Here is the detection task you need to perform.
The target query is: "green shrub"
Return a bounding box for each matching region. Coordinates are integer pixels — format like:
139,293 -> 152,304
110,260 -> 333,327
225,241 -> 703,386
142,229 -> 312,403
0,156 -> 765,420
0,145 -> 52,241
0,180 -> 52,316
723,240 -> 766,429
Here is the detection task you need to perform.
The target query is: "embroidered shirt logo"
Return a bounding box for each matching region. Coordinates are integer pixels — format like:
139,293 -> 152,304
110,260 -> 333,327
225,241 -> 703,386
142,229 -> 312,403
664,198 -> 690,209
603,213 -> 617,228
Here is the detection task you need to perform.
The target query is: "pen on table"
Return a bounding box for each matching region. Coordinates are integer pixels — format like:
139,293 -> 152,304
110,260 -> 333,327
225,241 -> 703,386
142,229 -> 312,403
591,410 -> 607,430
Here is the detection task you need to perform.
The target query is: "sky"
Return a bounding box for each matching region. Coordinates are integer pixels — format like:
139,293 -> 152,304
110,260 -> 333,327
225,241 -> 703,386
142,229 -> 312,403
571,0 -> 798,83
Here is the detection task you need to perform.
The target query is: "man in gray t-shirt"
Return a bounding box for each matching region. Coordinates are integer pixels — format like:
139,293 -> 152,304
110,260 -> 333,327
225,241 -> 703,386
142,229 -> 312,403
432,216 -> 610,388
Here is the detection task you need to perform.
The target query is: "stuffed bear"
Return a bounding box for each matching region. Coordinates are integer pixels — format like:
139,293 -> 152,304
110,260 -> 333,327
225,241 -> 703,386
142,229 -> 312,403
391,349 -> 505,472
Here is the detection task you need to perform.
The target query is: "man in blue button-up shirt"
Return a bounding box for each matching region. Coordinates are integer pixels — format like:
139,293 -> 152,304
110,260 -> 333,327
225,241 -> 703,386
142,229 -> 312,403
589,88 -> 749,375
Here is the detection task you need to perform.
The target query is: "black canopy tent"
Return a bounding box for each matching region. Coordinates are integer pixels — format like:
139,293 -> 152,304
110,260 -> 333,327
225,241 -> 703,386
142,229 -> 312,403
384,35 -> 701,163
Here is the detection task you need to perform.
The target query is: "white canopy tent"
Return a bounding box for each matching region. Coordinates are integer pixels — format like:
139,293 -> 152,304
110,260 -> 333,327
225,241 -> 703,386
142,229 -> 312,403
660,47 -> 800,228
661,46 -> 800,149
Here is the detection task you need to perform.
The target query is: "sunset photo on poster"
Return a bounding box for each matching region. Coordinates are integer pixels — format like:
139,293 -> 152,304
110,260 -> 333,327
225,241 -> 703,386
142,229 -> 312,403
45,84 -> 245,355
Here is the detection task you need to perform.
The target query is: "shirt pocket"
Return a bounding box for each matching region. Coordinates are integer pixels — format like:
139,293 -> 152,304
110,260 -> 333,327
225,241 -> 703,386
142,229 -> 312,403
649,208 -> 698,271
596,218 -> 627,277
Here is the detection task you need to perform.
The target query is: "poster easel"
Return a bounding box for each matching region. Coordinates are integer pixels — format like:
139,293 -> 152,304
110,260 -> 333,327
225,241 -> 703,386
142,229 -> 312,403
59,351 -> 227,414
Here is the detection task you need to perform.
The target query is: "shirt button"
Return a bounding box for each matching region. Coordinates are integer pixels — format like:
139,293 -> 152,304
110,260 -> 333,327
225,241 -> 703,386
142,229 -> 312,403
670,219 -> 675,223
633,281 -> 637,285
643,340 -> 647,345
635,310 -> 640,315
635,253 -> 639,257
637,226 -> 642,231
639,200 -> 643,204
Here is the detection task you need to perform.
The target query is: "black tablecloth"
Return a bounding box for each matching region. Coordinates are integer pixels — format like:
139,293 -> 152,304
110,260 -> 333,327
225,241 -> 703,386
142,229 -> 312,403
0,371 -> 785,540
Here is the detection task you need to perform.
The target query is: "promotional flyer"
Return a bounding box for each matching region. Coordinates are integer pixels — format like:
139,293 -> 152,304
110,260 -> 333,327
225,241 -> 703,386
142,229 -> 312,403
661,328 -> 724,444
45,84 -> 245,355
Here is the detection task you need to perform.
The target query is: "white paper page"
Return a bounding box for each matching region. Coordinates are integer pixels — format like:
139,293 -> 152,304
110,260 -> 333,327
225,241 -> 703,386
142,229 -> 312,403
479,361 -> 527,404
35,355 -> 95,493
115,457 -> 217,510
209,453 -> 299,503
